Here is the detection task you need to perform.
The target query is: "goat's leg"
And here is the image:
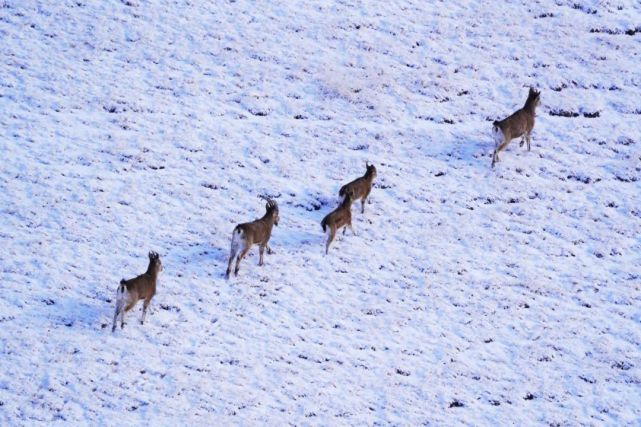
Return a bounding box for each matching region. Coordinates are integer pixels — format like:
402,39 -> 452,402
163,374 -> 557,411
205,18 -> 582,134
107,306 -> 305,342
121,301 -> 136,329
258,245 -> 265,266
492,138 -> 510,168
225,252 -> 236,279
526,133 -> 531,151
349,220 -> 356,236
141,299 -> 151,324
266,245 -> 274,255
342,225 -> 347,235
234,247 -> 250,276
326,227 -> 336,255
112,303 -> 122,332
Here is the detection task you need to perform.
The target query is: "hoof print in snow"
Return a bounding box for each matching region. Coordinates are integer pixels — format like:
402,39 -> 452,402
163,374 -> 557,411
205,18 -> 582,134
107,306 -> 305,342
249,109 -> 269,117
616,137 -> 635,146
43,299 -> 55,305
590,26 -> 641,36
567,174 -> 591,184
583,111 -> 600,118
435,171 -> 445,177
396,368 -> 410,376
579,375 -> 596,384
524,393 -> 535,400
489,399 -> 501,406
572,4 -> 597,14
612,361 -> 633,370
160,304 -> 180,312
449,400 -> 464,408
549,109 -> 579,118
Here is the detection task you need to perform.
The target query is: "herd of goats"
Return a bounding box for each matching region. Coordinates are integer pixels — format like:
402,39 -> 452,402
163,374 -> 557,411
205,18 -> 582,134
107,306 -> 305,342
111,87 -> 542,332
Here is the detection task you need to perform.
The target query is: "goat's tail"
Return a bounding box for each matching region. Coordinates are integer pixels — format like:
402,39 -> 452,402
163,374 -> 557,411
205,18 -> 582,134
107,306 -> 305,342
321,216 -> 328,232
338,185 -> 346,197
230,226 -> 244,256
118,279 -> 126,293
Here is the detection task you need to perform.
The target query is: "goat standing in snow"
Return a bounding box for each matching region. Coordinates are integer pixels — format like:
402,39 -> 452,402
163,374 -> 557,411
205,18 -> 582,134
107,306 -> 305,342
491,87 -> 541,168
321,189 -> 355,254
339,162 -> 377,214
112,251 -> 162,332
225,199 -> 279,278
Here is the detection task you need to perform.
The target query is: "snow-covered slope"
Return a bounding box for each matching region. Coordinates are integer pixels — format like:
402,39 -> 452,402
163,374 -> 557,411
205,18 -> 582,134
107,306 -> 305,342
1,0 -> 640,424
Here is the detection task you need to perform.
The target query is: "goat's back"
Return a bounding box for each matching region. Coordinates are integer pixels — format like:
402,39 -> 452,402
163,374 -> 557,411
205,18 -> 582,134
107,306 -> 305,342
322,204 -> 352,231
121,274 -> 156,300
495,108 -> 534,140
339,177 -> 369,198
236,220 -> 272,245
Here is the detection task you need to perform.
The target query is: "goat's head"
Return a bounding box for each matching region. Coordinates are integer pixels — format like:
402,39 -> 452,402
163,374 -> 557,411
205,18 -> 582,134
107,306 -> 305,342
526,87 -> 541,108
148,251 -> 163,273
365,162 -> 377,179
265,199 -> 279,226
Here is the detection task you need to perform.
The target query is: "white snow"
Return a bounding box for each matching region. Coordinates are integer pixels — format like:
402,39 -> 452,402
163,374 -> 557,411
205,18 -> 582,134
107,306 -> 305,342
1,0 -> 640,425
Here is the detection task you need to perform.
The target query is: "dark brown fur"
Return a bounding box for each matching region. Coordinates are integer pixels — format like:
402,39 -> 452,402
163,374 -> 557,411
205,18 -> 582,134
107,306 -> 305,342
321,191 -> 355,254
491,87 -> 541,168
339,162 -> 377,214
226,199 -> 279,278
112,251 -> 162,332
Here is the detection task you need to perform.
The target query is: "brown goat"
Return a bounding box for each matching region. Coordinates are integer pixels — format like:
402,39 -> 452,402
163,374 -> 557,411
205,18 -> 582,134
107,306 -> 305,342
321,190 -> 355,254
339,162 -> 377,214
491,87 -> 541,168
112,251 -> 162,332
226,199 -> 279,278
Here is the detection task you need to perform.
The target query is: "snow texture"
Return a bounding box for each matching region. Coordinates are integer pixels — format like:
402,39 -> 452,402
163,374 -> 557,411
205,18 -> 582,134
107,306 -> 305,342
1,0 -> 640,425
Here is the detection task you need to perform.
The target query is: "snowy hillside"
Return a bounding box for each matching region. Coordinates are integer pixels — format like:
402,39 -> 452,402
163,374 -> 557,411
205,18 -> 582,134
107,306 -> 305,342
1,0 -> 640,424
